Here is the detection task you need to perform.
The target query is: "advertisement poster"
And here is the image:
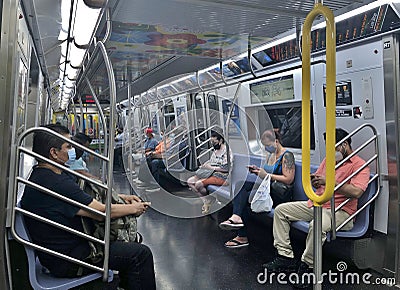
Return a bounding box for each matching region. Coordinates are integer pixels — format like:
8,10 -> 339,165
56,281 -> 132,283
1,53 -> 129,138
176,106 -> 187,127
222,100 -> 241,137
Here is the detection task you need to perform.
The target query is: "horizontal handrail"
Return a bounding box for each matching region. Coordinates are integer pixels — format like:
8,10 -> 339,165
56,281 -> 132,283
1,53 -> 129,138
168,141 -> 181,152
17,178 -> 105,218
165,125 -> 186,136
16,207 -> 104,245
167,145 -> 190,161
197,147 -> 214,160
196,138 -> 211,150
334,172 -> 378,213
334,155 -> 377,198
335,136 -> 377,169
194,125 -> 219,139
11,222 -> 104,274
168,152 -> 190,169
19,147 -> 108,191
330,123 -> 380,240
336,175 -> 380,232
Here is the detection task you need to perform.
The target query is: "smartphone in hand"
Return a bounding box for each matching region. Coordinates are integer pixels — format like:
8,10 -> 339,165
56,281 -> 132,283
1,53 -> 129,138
246,165 -> 257,173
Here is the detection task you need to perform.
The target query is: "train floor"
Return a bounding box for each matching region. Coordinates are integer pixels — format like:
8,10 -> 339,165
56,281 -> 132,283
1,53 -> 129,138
110,171 -> 394,290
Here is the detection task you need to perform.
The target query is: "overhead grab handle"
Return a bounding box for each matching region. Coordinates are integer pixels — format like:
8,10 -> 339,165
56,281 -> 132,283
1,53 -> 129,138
302,3 -> 336,206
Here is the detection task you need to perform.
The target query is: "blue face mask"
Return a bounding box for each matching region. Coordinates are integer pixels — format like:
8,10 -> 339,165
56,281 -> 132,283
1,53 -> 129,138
67,148 -> 76,162
265,145 -> 276,153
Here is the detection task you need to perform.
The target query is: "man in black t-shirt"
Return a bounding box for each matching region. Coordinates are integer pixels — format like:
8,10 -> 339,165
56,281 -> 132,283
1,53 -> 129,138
21,124 -> 156,290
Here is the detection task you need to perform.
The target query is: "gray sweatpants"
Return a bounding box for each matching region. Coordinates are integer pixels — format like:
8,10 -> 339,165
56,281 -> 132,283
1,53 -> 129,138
272,201 -> 353,266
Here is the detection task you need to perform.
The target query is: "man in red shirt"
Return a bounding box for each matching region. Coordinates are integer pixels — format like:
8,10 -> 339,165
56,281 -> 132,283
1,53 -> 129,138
264,128 -> 370,286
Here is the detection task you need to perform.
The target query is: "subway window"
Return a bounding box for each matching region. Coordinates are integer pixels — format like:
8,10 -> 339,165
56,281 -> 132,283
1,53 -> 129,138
259,102 -> 315,150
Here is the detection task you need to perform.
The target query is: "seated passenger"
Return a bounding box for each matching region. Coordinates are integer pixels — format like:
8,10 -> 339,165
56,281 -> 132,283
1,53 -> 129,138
137,135 -> 172,191
187,128 -> 232,214
143,127 -> 159,154
113,127 -> 124,171
132,127 -> 158,172
67,132 -> 98,180
21,124 -> 156,290
219,129 -> 295,248
263,128 -> 370,288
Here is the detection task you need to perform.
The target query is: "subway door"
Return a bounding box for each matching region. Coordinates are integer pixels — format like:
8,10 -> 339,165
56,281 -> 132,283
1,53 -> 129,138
383,33 -> 400,282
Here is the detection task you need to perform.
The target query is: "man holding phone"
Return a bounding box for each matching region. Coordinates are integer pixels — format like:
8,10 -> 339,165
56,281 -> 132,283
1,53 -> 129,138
263,128 -> 370,288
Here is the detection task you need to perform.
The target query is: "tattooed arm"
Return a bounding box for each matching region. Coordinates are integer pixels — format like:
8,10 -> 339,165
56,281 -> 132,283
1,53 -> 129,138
271,152 -> 295,184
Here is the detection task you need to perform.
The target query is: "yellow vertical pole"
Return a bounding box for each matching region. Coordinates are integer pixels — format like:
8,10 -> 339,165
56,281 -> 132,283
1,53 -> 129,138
302,3 -> 336,206
301,3 -> 336,289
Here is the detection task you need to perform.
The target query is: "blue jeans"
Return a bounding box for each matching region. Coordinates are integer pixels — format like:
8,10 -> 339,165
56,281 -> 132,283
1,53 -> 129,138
109,241 -> 156,290
232,180 -> 258,238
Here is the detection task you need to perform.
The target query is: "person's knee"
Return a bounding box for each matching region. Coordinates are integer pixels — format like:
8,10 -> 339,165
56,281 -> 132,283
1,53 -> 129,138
194,180 -> 204,191
139,244 -> 153,257
274,203 -> 286,215
187,176 -> 196,185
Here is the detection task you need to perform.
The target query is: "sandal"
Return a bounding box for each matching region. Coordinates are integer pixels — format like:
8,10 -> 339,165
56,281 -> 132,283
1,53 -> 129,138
135,232 -> 143,244
224,238 -> 249,248
219,219 -> 244,230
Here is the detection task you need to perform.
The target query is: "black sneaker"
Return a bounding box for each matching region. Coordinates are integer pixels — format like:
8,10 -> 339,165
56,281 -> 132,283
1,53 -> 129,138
291,261 -> 314,289
262,255 -> 298,272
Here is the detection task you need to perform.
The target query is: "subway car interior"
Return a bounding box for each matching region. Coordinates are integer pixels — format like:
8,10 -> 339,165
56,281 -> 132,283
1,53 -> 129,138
1,0 -> 400,289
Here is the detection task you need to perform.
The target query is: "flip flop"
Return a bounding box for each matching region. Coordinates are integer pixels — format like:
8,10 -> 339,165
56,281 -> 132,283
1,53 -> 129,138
224,238 -> 249,248
135,232 -> 143,244
219,219 -> 244,230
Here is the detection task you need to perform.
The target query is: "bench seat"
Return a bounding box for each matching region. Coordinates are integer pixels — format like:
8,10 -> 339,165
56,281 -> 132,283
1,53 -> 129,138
207,153 -> 264,200
210,153 -> 378,241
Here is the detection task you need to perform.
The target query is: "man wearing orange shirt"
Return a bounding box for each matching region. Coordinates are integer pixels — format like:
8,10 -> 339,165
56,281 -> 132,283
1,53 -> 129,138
264,128 -> 370,287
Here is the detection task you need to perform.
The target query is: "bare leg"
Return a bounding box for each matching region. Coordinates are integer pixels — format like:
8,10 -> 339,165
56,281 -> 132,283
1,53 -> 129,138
194,180 -> 208,196
187,176 -> 200,193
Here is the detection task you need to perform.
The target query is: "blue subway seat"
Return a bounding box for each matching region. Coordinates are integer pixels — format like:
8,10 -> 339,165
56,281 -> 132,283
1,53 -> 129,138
207,153 -> 264,200
14,211 -> 113,290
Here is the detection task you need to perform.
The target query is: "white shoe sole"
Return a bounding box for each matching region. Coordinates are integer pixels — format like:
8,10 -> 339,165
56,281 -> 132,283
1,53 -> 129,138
145,187 -> 160,192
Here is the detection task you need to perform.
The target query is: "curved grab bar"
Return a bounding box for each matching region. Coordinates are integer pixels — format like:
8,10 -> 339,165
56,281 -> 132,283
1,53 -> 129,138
101,8 -> 112,43
248,35 -> 257,78
224,84 -> 241,199
85,77 -> 109,182
302,3 -> 336,206
93,41 -> 117,281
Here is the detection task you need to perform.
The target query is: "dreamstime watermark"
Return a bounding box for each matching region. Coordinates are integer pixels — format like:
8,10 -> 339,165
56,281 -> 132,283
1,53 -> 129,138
257,261 -> 396,286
